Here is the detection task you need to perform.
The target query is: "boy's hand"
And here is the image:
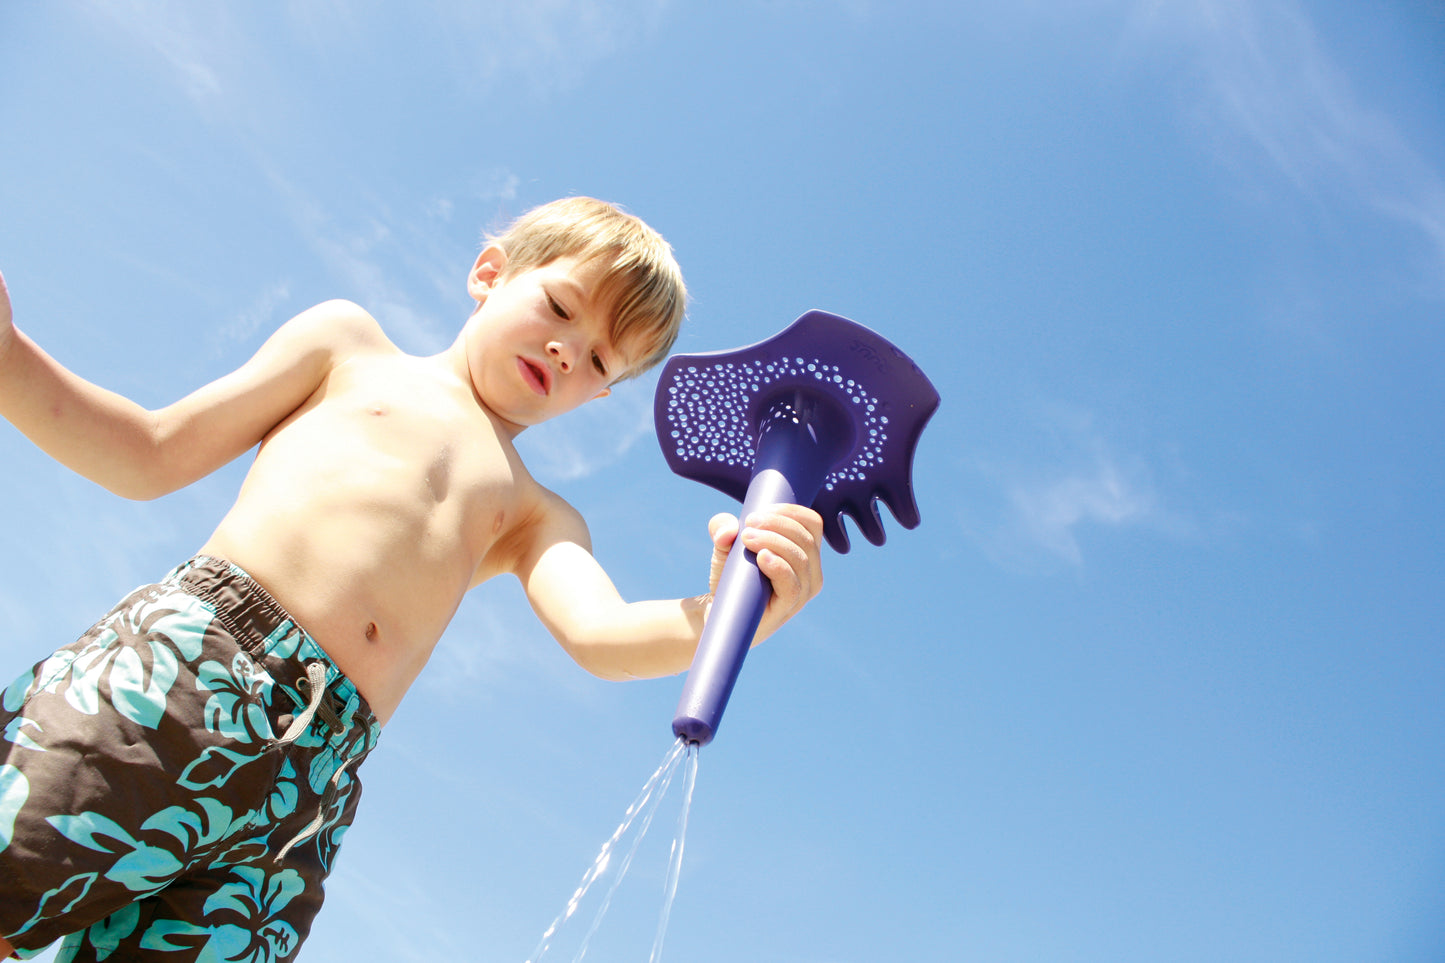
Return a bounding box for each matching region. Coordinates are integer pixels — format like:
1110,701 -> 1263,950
707,503 -> 825,644
0,269 -> 14,358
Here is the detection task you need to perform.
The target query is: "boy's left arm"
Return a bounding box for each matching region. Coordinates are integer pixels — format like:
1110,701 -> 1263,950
518,500 -> 824,681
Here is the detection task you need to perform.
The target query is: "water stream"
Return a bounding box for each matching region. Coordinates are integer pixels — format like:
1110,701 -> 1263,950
648,741 -> 698,963
527,737 -> 700,963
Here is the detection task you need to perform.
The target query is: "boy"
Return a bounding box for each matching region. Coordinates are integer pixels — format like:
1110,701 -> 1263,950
0,197 -> 824,961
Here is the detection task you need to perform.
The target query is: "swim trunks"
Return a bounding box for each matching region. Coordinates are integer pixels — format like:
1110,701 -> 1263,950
0,556 -> 381,962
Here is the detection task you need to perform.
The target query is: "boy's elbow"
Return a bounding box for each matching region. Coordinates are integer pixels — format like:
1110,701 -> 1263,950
88,413 -> 185,499
562,641 -> 626,682
582,662 -> 635,683
591,657 -> 648,682
102,441 -> 196,500
101,467 -> 179,501
556,633 -> 638,683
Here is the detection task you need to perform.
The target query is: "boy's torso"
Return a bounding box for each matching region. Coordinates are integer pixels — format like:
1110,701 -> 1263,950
199,340 -> 553,723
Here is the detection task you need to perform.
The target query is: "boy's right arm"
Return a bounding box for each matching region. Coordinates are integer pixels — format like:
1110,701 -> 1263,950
0,271 -> 380,500
515,492 -> 824,682
0,269 -> 14,360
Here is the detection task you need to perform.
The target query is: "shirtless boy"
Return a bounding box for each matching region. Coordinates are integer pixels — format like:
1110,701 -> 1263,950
0,197 -> 824,961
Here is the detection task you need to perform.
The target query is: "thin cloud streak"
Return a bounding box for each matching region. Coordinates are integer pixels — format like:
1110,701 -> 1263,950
516,376 -> 659,484
214,282 -> 292,353
1129,0 -> 1445,288
97,0 -> 678,110
967,404 -> 1168,570
418,0 -> 676,99
249,159 -> 462,352
80,0 -> 668,356
1008,450 -> 1155,567
85,0 -> 227,106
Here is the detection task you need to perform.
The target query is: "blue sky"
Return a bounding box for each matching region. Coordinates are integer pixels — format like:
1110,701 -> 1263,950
2,2 -> 1442,961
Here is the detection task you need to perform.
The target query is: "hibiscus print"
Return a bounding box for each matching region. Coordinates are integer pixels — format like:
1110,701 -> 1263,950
140,865 -> 307,963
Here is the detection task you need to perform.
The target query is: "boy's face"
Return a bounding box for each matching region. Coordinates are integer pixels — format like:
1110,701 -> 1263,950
462,247 -> 636,433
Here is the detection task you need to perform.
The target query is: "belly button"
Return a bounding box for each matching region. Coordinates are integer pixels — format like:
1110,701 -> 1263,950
365,622 -> 379,642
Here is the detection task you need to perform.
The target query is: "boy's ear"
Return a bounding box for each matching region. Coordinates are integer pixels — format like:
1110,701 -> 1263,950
467,245 -> 508,303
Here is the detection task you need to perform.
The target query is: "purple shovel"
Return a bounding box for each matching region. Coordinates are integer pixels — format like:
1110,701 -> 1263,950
656,310 -> 940,745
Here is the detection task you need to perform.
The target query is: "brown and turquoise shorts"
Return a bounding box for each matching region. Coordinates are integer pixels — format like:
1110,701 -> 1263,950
0,556 -> 381,962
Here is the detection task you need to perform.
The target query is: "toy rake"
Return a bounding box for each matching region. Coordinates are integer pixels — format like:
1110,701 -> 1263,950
655,310 -> 940,745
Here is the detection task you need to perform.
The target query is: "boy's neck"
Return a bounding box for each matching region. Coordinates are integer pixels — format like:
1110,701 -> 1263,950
441,327 -> 531,441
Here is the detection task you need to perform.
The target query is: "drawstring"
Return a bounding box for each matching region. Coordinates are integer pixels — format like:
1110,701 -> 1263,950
271,661 -> 373,862
273,662 -> 340,745
274,727 -> 371,862
297,667 -> 347,735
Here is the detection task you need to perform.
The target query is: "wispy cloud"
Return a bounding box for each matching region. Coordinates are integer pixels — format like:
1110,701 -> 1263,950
212,282 -> 292,353
1007,445 -> 1154,567
243,159 -> 463,352
1125,0 -> 1445,289
967,404 -> 1170,569
82,0 -> 226,105
516,375 -> 660,484
91,0 -> 678,116
416,0 -> 676,99
82,0 -> 672,354
79,0 -> 257,119
418,581 -> 605,707
95,0 -> 677,113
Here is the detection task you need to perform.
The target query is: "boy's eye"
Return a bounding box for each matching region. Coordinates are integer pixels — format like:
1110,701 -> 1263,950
592,352 -> 607,377
546,293 -> 570,320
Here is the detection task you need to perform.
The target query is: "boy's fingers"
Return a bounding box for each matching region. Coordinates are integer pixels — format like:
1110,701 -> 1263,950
740,505 -> 824,604
742,507 -> 823,562
708,512 -> 739,547
706,513 -> 738,593
755,545 -> 807,595
707,504 -> 825,609
745,502 -> 822,533
0,269 -> 13,332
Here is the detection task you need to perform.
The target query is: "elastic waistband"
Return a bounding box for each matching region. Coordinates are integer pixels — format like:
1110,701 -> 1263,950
170,555 -> 300,656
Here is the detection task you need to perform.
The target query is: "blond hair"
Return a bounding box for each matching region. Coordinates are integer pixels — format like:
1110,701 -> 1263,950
487,197 -> 687,378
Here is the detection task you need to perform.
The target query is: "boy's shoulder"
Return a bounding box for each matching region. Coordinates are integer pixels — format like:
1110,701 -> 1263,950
289,299 -> 394,353
485,476 -> 594,582
260,299 -> 402,376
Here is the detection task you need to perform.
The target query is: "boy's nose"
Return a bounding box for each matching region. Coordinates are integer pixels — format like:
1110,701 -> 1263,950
546,340 -> 573,373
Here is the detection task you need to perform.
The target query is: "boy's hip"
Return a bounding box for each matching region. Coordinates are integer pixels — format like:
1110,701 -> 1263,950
0,555 -> 382,955
164,554 -> 379,750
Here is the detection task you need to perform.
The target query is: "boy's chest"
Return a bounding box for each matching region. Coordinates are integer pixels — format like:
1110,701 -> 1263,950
298,355 -> 539,521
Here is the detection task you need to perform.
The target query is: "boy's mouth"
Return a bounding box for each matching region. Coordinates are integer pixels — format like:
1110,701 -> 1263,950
518,357 -> 551,395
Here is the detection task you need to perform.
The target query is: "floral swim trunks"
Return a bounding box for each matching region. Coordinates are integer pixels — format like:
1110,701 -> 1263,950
0,556 -> 381,962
